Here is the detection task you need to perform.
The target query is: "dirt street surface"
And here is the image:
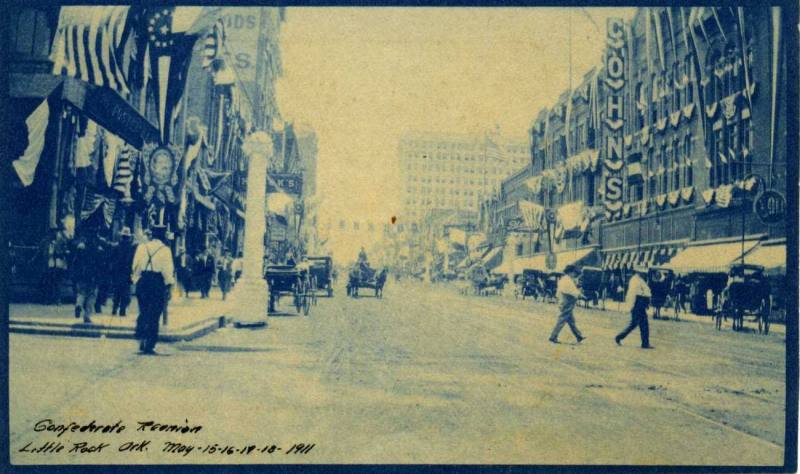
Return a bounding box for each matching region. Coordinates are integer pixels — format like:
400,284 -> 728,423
10,280 -> 786,465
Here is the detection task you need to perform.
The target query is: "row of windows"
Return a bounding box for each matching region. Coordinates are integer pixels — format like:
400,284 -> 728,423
402,141 -> 529,155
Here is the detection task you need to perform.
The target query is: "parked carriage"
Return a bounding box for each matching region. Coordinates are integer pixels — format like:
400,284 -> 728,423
716,263 -> 771,334
307,256 -> 334,299
264,263 -> 314,315
541,273 -> 560,303
578,266 -> 604,309
647,267 -> 675,320
468,264 -> 506,296
347,265 -> 388,298
516,269 -> 545,300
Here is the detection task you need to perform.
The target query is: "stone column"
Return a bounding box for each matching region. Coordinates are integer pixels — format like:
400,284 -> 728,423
228,131 -> 272,327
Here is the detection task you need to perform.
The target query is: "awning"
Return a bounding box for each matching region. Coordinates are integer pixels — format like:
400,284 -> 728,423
664,239 -> 761,274
513,247 -> 596,274
481,246 -> 504,270
743,243 -> 786,275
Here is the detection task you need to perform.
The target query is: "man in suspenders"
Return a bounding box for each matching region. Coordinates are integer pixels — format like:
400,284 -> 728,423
131,220 -> 174,355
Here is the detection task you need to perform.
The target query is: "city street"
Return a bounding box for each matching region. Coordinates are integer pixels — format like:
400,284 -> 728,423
10,279 -> 786,465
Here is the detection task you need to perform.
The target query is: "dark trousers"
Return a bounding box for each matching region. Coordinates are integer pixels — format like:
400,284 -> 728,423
112,282 -> 131,315
42,268 -> 64,304
135,273 -> 166,352
550,303 -> 583,341
617,307 -> 650,347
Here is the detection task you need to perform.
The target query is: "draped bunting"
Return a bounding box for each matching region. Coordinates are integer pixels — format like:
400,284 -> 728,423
670,111 -> 681,127
682,103 -> 695,119
557,201 -> 584,233
111,143 -> 136,198
641,126 -> 650,145
12,99 -> 50,187
80,193 -> 116,227
655,194 -> 667,208
668,190 -> 681,206
721,93 -> 738,122
701,188 -> 715,206
519,200 -> 545,231
715,184 -> 734,208
705,102 -> 718,118
525,175 -> 543,194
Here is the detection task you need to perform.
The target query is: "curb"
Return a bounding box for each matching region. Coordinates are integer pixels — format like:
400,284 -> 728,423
9,316 -> 227,343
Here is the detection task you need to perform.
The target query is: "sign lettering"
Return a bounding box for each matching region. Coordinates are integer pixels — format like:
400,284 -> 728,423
603,17 -> 627,220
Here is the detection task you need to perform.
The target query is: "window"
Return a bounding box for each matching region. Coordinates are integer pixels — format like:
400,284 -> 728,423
516,243 -> 524,256
10,9 -> 51,59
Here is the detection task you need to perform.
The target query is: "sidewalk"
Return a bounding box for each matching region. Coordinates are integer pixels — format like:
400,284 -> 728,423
10,289 -> 233,342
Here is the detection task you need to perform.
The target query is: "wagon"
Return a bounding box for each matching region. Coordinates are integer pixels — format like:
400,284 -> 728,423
647,267 -> 674,319
716,263 -> 771,333
578,266 -> 604,309
516,269 -> 545,300
306,256 -> 334,299
264,263 -> 314,315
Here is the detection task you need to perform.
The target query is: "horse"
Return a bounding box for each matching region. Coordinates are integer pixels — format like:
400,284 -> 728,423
347,267 -> 388,298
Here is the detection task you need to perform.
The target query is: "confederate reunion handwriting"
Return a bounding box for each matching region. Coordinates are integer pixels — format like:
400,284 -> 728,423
17,419 -> 315,458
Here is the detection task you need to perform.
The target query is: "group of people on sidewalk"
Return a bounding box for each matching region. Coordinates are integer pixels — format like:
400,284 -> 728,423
39,214 -> 243,355
549,264 -> 654,349
51,227 -> 138,324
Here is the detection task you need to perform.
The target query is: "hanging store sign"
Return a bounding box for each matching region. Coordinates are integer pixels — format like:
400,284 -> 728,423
753,190 -> 786,224
267,173 -> 303,195
602,18 -> 626,221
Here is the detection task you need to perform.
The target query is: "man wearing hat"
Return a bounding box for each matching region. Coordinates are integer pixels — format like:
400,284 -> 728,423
131,210 -> 174,354
549,264 -> 586,344
111,227 -> 136,316
615,264 -> 654,349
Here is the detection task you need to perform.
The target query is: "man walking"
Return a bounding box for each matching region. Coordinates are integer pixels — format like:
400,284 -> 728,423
549,265 -> 585,344
132,221 -> 174,355
111,227 -> 136,316
615,265 -> 654,349
71,233 -> 100,324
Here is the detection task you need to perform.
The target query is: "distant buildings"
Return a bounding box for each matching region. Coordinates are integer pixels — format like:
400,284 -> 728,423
397,131 -> 529,230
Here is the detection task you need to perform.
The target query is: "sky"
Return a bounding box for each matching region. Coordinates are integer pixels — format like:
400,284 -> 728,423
275,7 -> 635,260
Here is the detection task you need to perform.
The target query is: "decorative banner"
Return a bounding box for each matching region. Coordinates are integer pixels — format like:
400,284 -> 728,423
141,142 -> 181,205
602,17 -> 626,220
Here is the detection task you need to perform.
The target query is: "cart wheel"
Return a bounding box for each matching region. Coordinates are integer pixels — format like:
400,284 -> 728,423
311,276 -> 318,306
303,292 -> 311,315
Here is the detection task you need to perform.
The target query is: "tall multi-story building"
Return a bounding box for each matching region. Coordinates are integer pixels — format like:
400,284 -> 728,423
487,7 -> 788,295
397,131 -> 529,231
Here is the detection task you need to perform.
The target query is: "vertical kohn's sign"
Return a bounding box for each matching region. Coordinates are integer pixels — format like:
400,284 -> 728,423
603,18 -> 626,220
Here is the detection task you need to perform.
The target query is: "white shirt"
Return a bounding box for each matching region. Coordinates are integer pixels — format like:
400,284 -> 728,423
132,239 -> 175,285
556,275 -> 581,298
625,273 -> 652,312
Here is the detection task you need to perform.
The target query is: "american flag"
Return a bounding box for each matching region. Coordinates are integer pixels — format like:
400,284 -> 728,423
50,7 -> 131,95
112,144 -> 137,198
202,18 -> 226,68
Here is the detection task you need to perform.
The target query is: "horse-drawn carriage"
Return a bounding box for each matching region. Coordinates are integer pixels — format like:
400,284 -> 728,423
516,269 -> 545,300
264,263 -> 314,315
716,263 -> 771,333
468,264 -> 507,296
647,266 -> 675,320
577,266 -> 604,309
307,256 -> 334,298
346,264 -> 388,298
